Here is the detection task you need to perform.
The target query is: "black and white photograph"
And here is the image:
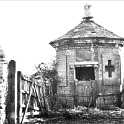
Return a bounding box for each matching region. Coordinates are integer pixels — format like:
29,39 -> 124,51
0,0 -> 124,124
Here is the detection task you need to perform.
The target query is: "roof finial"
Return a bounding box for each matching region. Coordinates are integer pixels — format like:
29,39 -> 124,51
83,4 -> 93,21
84,4 -> 91,17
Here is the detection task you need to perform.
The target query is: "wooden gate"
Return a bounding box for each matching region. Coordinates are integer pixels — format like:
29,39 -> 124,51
76,80 -> 99,107
5,60 -> 47,124
17,71 -> 44,124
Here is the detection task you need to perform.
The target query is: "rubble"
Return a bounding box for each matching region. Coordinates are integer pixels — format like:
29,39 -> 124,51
66,105 -> 87,113
62,106 -> 124,120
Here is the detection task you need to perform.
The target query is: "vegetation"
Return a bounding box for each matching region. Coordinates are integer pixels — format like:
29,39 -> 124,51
34,61 -> 60,111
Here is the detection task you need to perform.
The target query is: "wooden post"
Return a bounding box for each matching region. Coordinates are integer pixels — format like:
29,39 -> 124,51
17,71 -> 21,124
6,60 -> 16,124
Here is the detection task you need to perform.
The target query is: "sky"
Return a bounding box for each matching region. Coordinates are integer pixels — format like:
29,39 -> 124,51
0,1 -> 124,75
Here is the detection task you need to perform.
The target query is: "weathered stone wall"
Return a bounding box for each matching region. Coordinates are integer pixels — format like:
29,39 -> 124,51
98,47 -> 121,94
96,46 -> 121,108
56,48 -> 75,94
56,45 -> 99,107
56,43 -> 121,108
96,94 -> 120,108
56,49 -> 66,86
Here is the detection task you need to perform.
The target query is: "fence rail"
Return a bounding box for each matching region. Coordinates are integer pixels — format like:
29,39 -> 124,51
4,60 -> 49,124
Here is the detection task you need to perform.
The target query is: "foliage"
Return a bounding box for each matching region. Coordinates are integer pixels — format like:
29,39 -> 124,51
34,61 -> 60,110
35,61 -> 59,95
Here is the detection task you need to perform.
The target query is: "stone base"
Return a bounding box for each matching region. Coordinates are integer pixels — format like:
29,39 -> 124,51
57,94 -> 74,109
96,94 -> 119,109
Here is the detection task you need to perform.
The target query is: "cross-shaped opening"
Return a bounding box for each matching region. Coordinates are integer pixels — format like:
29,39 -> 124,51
105,60 -> 115,77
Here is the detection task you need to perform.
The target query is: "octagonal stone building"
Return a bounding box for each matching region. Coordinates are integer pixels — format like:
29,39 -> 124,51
50,5 -> 124,107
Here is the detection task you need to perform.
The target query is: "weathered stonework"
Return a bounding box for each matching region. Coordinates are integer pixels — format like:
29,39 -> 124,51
50,9 -> 124,108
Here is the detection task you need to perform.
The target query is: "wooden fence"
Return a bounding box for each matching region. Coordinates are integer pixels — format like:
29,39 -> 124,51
5,60 -> 49,124
17,71 -> 44,124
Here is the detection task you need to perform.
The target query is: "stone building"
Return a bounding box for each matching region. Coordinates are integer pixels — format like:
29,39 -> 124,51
50,5 -> 124,108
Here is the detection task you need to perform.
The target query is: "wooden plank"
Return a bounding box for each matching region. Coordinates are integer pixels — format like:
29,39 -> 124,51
20,77 -> 34,124
6,60 -> 16,124
17,71 -> 21,124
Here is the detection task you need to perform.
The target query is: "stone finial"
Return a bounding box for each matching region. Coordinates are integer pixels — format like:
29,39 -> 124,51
84,4 -> 91,17
83,4 -> 93,21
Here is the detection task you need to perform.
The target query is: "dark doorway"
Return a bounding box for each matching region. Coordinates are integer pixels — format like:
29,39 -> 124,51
75,66 -> 95,81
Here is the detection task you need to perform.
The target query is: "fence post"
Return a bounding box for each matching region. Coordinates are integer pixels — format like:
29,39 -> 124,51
17,71 -> 21,124
6,60 -> 16,124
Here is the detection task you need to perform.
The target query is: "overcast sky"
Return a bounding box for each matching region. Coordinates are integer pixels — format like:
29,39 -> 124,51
0,1 -> 124,75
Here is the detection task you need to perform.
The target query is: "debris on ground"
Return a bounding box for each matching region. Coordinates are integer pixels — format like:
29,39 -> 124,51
61,106 -> 124,119
24,106 -> 124,123
66,105 -> 87,113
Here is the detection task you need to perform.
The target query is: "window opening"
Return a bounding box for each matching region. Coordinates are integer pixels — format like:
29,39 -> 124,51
75,66 -> 95,81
